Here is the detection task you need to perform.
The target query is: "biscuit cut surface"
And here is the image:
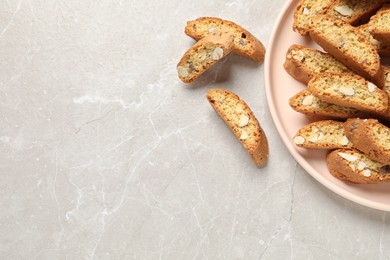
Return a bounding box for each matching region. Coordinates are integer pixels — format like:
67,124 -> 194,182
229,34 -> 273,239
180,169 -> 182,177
293,120 -> 352,149
307,73 -> 388,114
368,5 -> 390,45
284,44 -> 353,84
289,89 -> 366,119
177,30 -> 233,83
327,0 -> 385,25
293,0 -> 334,36
344,118 -> 390,164
326,148 -> 390,184
308,15 -> 383,86
207,88 -> 268,166
185,17 -> 265,62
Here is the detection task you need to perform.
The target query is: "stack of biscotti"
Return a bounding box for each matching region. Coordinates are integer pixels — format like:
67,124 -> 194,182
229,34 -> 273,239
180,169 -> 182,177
177,17 -> 266,83
327,118 -> 390,184
292,118 -> 390,184
287,0 -> 390,184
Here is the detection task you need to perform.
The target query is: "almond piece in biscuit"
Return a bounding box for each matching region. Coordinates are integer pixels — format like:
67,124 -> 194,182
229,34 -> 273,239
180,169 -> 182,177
177,30 -> 234,83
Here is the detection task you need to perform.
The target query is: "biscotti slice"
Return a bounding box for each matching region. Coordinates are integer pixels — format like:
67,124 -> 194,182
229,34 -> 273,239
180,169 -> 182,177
357,23 -> 390,57
309,15 -> 383,86
293,0 -> 334,36
384,67 -> 390,97
185,17 -> 265,62
207,88 -> 268,166
293,120 -> 352,149
284,44 -> 353,84
307,73 -> 389,114
177,30 -> 233,83
344,118 -> 390,164
326,148 -> 390,184
368,5 -> 390,45
327,0 -> 385,26
289,89 -> 366,119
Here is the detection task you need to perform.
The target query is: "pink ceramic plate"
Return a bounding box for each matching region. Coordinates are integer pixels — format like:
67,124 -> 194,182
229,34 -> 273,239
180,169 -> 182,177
264,0 -> 390,211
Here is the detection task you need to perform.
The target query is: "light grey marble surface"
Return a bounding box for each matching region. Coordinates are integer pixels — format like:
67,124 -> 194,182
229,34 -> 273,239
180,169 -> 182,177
1,0 -> 390,259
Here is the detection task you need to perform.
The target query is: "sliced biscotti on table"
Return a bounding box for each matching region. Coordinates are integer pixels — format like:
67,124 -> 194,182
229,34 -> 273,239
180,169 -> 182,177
344,118 -> 390,164
307,73 -> 389,114
284,44 -> 354,84
368,4 -> 390,45
293,0 -> 334,36
207,88 -> 268,166
177,30 -> 234,83
289,89 -> 366,119
293,120 -> 352,149
308,15 -> 383,86
327,0 -> 386,26
326,148 -> 390,184
185,17 -> 265,62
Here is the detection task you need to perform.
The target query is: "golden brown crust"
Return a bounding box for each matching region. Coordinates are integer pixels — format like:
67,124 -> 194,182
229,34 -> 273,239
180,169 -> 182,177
344,118 -> 390,164
177,30 -> 234,83
185,17 -> 265,62
326,148 -> 390,184
308,15 -> 383,87
206,88 -> 268,166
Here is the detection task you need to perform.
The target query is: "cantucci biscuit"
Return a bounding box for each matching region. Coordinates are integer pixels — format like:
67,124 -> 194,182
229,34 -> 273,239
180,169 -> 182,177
309,15 -> 383,86
307,73 -> 388,114
344,118 -> 390,164
327,0 -> 385,26
185,17 -> 265,62
368,5 -> 390,46
289,89 -> 366,119
284,44 -> 353,84
326,148 -> 390,184
293,120 -> 352,149
207,88 -> 268,166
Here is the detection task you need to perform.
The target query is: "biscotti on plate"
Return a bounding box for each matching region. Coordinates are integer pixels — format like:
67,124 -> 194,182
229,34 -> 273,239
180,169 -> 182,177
289,89 -> 366,119
307,73 -> 389,114
185,17 -> 265,62
368,5 -> 390,45
293,120 -> 352,149
344,118 -> 390,164
207,88 -> 268,166
308,15 -> 383,86
327,0 -> 385,26
293,0 -> 334,36
326,148 -> 390,184
284,44 -> 354,84
177,30 -> 233,83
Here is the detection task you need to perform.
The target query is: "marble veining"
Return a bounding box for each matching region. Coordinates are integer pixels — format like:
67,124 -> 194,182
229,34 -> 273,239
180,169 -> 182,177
1,0 -> 390,259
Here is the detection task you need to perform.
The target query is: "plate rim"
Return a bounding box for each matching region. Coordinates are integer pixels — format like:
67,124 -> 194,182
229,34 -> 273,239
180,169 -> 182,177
264,0 -> 390,212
